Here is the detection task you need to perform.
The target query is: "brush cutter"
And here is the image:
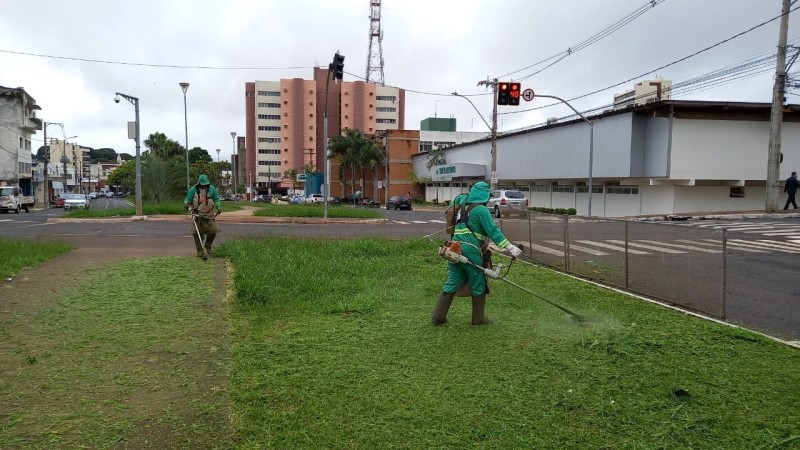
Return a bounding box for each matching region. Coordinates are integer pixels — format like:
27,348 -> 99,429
438,241 -> 585,322
188,209 -> 220,261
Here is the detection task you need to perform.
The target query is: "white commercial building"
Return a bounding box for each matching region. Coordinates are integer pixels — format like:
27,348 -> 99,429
413,100 -> 800,217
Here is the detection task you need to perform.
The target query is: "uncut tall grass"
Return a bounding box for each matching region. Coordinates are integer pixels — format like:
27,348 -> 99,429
218,237 -> 800,448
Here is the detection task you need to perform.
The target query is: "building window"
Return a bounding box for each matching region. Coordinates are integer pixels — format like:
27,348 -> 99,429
258,102 -> 281,108
376,106 -> 396,112
258,126 -> 281,131
258,114 -> 281,120
730,187 -> 745,198
577,186 -> 604,194
258,137 -> 281,143
258,149 -> 281,155
531,185 -> 551,193
258,160 -> 281,166
606,186 -> 639,194
376,118 -> 396,124
376,95 -> 397,102
554,185 -> 575,193
258,91 -> 280,97
419,141 -> 432,153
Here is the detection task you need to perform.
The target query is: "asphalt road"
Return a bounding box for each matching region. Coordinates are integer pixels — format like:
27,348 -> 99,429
2,205 -> 797,341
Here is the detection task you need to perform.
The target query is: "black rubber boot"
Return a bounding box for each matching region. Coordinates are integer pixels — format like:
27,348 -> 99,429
204,233 -> 216,253
471,293 -> 491,325
432,292 -> 456,325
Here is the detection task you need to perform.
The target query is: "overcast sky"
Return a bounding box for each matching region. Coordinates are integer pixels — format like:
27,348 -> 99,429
0,0 -> 791,162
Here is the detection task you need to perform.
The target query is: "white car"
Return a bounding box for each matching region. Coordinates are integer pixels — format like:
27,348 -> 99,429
63,193 -> 89,210
486,189 -> 528,218
88,192 -> 98,199
105,191 -> 114,198
304,194 -> 336,204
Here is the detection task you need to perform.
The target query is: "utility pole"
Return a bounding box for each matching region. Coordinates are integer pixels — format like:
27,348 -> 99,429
767,0 -> 791,212
477,78 -> 499,191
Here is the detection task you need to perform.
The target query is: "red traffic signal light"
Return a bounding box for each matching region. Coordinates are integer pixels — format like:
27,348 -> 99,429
497,83 -> 510,105
508,82 -> 521,106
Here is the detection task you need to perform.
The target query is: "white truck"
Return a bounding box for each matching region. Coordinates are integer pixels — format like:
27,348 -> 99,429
0,185 -> 36,213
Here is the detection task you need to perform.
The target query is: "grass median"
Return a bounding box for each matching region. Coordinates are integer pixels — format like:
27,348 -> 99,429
218,237 -> 800,448
251,203 -> 383,218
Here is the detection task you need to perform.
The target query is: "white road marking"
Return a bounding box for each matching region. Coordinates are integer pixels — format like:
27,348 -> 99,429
576,240 -> 650,255
638,240 -> 722,254
608,240 -> 686,254
545,240 -> 609,256
517,240 -> 571,257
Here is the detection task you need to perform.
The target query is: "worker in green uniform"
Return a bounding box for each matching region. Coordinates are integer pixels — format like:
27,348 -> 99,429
183,174 -> 222,258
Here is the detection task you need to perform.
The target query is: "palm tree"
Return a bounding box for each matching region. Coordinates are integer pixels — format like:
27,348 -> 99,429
426,147 -> 446,204
283,168 -> 298,195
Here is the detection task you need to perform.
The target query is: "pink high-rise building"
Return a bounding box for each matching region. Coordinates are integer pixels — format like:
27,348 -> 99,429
245,68 -> 405,197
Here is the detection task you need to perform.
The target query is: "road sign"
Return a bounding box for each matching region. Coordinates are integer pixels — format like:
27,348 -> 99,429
491,171 -> 498,181
377,181 -> 383,189
522,88 -> 535,102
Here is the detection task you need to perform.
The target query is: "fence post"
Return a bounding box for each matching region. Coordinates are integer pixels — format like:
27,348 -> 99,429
527,210 -> 533,258
564,215 -> 570,271
625,221 -> 629,289
722,228 -> 727,320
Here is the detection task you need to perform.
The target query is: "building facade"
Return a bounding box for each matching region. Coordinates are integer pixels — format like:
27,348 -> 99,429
244,69 -> 405,198
613,78 -> 672,110
413,100 -> 800,217
0,86 -> 41,196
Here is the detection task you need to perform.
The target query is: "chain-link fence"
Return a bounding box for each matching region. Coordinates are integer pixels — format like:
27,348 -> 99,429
496,211 -> 727,320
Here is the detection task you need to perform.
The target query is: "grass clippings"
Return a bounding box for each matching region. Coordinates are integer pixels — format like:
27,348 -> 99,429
0,257 -> 230,449
218,237 -> 800,449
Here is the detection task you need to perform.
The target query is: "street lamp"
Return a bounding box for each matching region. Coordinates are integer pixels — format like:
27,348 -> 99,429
179,82 -> 190,189
230,131 -> 237,199
114,91 -> 143,217
534,94 -> 595,216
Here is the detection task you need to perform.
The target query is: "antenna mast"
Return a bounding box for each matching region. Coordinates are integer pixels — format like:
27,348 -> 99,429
365,1 -> 385,85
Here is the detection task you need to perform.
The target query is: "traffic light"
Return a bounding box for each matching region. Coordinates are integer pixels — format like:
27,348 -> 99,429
331,52 -> 345,80
497,82 -> 510,105
509,82 -> 521,106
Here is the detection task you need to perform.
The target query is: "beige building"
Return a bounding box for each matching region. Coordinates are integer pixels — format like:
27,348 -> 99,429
613,78 -> 672,110
245,68 -> 405,197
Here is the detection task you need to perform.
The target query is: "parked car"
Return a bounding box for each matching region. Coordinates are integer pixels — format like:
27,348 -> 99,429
253,195 -> 273,203
486,189 -> 528,218
386,195 -> 412,210
88,192 -> 98,199
63,193 -> 89,210
105,191 -> 114,198
305,194 -> 337,204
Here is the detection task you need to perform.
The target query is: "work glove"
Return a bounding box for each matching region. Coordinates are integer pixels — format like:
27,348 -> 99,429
506,244 -> 522,258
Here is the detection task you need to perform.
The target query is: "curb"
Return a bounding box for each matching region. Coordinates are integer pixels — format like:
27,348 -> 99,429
47,215 -> 388,225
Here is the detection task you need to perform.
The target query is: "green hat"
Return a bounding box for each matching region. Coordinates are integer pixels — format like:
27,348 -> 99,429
197,174 -> 210,185
467,181 -> 490,204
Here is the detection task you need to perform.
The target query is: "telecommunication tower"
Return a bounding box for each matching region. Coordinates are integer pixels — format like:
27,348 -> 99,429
365,1 -> 385,85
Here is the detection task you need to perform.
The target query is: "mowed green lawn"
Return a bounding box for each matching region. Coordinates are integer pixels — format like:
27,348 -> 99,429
218,238 -> 800,449
2,237 -> 798,448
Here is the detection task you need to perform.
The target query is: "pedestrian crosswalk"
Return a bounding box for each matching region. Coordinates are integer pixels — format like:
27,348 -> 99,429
511,238 -> 800,256
389,218 -> 800,255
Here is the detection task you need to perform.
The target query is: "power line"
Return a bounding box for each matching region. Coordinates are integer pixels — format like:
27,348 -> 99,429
499,0 -> 666,81
499,5 -> 800,117
0,48 -> 314,71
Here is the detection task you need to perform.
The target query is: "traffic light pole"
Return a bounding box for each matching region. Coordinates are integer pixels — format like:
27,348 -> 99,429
477,78 -> 499,191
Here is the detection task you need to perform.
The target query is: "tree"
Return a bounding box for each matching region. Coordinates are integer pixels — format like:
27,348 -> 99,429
141,153 -> 184,202
144,132 -> 184,160
35,145 -> 50,161
426,147 -> 446,204
190,161 -> 223,188
283,168 -> 298,194
90,148 -> 118,163
328,128 -> 378,198
119,153 -> 134,161
188,147 -> 212,164
107,160 -> 136,193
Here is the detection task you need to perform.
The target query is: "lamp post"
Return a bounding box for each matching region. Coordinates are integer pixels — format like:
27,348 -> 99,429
179,82 -> 190,189
535,94 -> 595,216
230,132 -> 237,199
114,91 -> 143,217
